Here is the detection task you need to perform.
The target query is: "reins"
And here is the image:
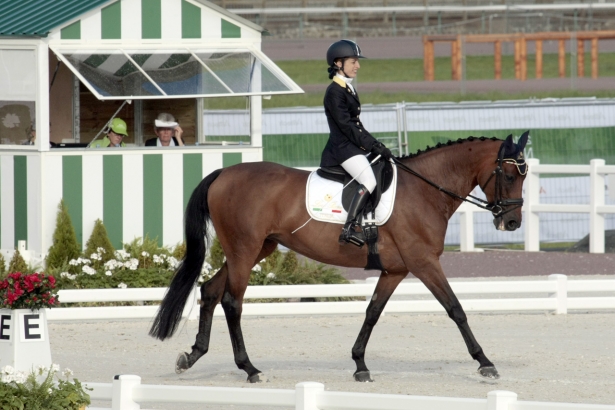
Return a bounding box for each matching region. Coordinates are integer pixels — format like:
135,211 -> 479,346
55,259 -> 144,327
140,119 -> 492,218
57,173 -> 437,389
391,142 -> 524,219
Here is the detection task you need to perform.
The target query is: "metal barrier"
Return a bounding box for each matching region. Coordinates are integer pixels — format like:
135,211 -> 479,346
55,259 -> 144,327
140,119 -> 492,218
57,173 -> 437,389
48,275 -> 615,321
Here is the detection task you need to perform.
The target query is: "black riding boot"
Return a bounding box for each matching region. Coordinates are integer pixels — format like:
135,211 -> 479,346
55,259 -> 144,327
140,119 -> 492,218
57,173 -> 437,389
339,184 -> 371,247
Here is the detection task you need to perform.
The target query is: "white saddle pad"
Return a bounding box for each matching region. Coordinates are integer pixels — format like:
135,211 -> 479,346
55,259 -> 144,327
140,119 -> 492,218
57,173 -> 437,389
306,166 -> 397,225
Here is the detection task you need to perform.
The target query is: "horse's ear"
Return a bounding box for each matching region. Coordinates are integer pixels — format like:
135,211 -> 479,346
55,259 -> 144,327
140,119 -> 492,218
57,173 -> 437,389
503,134 -> 514,153
517,130 -> 529,151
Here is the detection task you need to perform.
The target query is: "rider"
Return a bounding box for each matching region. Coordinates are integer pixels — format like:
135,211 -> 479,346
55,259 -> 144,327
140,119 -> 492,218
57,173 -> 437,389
320,39 -> 393,247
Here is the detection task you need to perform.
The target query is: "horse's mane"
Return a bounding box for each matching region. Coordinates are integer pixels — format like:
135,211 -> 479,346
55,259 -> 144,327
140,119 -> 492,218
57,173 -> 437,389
398,136 -> 501,160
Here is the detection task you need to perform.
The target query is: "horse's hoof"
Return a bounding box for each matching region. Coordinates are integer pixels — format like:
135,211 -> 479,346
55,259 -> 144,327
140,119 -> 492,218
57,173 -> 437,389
478,365 -> 500,379
175,352 -> 190,374
353,371 -> 374,382
247,372 -> 268,383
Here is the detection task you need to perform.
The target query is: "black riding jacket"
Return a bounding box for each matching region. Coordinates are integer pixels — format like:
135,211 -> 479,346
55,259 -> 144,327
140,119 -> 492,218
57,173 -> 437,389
320,76 -> 379,167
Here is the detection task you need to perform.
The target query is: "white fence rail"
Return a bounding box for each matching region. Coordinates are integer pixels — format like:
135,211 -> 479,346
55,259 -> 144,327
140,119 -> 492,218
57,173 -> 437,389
456,158 -> 615,253
85,375 -> 615,410
47,274 -> 615,322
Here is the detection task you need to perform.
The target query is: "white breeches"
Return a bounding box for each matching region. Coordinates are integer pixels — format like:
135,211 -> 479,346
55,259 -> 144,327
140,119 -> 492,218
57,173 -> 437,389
341,155 -> 377,193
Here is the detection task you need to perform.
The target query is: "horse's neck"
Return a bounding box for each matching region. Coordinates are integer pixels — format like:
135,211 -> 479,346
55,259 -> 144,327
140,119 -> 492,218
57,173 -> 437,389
404,141 -> 497,212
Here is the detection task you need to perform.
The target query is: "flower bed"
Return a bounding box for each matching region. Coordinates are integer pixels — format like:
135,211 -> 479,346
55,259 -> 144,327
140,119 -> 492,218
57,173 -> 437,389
0,272 -> 59,310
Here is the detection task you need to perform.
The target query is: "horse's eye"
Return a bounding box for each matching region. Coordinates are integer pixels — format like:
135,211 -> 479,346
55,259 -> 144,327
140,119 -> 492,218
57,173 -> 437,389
505,174 -> 515,183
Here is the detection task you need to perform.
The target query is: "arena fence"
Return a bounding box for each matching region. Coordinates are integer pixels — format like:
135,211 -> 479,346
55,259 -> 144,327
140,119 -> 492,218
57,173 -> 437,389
48,274 -> 615,322
85,376 -> 615,410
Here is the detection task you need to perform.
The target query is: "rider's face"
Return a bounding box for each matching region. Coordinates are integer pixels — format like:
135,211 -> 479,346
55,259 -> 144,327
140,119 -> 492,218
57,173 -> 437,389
337,58 -> 360,78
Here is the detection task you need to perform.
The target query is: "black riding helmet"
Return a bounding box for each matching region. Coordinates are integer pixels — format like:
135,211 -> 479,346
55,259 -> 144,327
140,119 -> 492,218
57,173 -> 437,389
326,39 -> 366,78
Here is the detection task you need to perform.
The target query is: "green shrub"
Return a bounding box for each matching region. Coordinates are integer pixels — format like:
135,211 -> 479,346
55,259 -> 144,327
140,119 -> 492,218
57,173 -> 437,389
0,365 -> 90,410
172,241 -> 186,261
0,253 -> 6,279
83,219 -> 115,264
207,236 -> 225,270
46,200 -> 81,271
8,249 -> 28,274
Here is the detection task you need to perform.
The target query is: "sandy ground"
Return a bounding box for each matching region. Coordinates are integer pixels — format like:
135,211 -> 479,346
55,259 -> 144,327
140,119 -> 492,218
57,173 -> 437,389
49,283 -> 615,409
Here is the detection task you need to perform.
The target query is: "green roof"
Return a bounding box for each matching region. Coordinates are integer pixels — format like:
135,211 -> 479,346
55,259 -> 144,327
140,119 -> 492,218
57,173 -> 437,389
0,0 -> 112,37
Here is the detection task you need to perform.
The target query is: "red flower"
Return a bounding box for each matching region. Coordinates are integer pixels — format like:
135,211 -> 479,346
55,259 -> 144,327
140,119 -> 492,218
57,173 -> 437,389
47,275 -> 56,286
6,292 -> 18,304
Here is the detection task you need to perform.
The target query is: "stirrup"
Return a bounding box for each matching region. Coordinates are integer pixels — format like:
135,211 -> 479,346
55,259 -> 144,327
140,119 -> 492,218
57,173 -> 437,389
339,223 -> 365,247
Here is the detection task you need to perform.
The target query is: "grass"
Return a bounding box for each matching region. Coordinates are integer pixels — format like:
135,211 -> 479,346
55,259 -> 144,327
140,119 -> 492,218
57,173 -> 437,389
203,53 -> 615,109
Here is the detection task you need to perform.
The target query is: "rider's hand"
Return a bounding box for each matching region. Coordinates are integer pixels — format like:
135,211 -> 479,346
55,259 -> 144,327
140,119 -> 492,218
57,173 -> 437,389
371,142 -> 393,160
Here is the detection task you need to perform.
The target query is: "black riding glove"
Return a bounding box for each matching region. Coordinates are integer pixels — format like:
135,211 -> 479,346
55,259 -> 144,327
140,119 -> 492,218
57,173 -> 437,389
371,142 -> 393,160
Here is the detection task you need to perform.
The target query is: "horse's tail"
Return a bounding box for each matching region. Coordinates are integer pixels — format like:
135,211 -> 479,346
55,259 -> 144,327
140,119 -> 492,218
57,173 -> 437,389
149,168 -> 223,341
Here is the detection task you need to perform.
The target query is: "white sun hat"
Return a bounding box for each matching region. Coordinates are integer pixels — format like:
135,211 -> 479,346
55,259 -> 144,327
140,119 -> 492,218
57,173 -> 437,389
154,112 -> 178,128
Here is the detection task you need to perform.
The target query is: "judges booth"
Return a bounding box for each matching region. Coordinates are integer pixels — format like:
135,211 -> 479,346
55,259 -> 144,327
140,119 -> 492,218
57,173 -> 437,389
0,0 -> 302,262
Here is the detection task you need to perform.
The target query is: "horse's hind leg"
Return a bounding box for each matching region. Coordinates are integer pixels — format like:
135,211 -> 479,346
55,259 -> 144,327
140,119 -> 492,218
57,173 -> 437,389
352,272 -> 406,382
222,239 -> 278,383
414,259 -> 499,379
175,264 -> 228,374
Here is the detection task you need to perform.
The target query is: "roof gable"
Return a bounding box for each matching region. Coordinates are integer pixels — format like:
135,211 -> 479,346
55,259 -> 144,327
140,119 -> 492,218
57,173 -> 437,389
0,0 -> 264,40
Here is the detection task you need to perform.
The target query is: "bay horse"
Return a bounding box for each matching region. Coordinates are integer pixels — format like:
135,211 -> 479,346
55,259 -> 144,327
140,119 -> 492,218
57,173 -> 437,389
150,133 -> 528,383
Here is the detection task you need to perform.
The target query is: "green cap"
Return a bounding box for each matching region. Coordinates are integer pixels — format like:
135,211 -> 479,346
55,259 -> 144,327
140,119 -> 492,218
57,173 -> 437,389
109,118 -> 128,136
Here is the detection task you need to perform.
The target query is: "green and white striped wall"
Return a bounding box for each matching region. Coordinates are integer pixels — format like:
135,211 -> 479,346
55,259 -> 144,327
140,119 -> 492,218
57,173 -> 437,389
0,147 -> 259,258
47,0 -> 259,42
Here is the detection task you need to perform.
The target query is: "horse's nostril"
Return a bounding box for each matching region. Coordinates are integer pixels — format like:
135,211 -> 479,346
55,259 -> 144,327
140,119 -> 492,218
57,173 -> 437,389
507,220 -> 518,230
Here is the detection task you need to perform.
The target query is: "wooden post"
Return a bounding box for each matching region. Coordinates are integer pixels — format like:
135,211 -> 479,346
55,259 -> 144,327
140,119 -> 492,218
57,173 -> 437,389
514,40 -> 521,80
591,37 -> 599,79
494,40 -> 502,80
520,37 -> 527,81
577,39 -> 585,77
452,37 -> 462,81
423,39 -> 435,81
558,39 -> 566,78
535,40 -> 543,79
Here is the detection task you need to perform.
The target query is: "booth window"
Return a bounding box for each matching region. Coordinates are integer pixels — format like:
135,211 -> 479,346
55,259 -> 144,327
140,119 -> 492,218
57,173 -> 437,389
51,47 -> 301,100
0,49 -> 37,146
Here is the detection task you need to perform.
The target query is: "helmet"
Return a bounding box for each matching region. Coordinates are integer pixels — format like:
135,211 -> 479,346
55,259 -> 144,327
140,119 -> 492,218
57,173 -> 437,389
109,118 -> 128,136
326,39 -> 366,67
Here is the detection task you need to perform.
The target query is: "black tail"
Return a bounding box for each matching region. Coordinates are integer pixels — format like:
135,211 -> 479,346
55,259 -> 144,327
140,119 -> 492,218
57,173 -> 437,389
149,169 -> 223,340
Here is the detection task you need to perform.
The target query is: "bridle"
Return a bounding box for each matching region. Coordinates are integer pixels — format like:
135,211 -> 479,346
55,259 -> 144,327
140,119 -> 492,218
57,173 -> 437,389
392,142 -> 526,219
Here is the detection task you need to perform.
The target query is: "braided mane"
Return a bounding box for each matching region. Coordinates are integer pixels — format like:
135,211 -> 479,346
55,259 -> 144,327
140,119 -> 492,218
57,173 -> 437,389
398,136 -> 501,160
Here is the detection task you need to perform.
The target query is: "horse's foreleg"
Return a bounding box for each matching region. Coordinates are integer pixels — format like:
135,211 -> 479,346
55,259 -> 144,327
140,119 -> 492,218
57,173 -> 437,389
414,260 -> 499,379
352,272 -> 406,382
175,264 -> 228,374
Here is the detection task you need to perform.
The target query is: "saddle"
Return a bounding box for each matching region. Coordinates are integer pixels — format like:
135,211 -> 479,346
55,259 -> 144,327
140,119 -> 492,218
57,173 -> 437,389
316,155 -> 394,215
315,155 -> 394,272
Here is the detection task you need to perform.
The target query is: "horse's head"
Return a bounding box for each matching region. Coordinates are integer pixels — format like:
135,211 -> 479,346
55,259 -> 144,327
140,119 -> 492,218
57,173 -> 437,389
479,132 -> 529,232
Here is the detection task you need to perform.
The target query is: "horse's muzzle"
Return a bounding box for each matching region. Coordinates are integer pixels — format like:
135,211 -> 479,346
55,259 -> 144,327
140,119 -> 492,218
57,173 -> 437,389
493,216 -> 520,231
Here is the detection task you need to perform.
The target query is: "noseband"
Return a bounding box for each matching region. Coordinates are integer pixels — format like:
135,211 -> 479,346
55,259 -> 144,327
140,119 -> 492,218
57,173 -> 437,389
393,141 -> 526,219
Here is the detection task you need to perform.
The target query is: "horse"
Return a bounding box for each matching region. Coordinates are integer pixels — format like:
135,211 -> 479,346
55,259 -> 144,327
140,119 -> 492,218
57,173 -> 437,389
150,133 -> 528,383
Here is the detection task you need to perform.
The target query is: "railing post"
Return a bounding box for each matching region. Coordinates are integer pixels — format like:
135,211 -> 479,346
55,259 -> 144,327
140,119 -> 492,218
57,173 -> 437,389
295,382 -> 324,410
589,159 -> 605,253
459,202 -> 475,252
188,285 -> 200,321
487,390 -> 517,410
524,158 -> 540,251
549,274 -> 567,315
112,375 -> 141,410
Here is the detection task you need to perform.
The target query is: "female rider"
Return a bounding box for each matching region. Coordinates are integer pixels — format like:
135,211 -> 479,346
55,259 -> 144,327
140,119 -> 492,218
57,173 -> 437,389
320,39 -> 393,247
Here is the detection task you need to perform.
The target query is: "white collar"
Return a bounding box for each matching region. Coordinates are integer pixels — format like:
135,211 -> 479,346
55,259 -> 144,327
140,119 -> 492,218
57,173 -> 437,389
336,73 -> 353,85
157,138 -> 176,147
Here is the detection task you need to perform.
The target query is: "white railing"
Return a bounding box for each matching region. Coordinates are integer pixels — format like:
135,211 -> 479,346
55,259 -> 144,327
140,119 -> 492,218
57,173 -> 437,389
85,375 -> 615,410
457,158 -> 615,253
47,275 -> 615,322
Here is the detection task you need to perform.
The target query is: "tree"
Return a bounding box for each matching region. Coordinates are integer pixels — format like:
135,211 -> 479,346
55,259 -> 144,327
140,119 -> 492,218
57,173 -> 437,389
7,249 -> 28,274
83,219 -> 115,263
46,200 -> 81,270
0,253 -> 6,279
